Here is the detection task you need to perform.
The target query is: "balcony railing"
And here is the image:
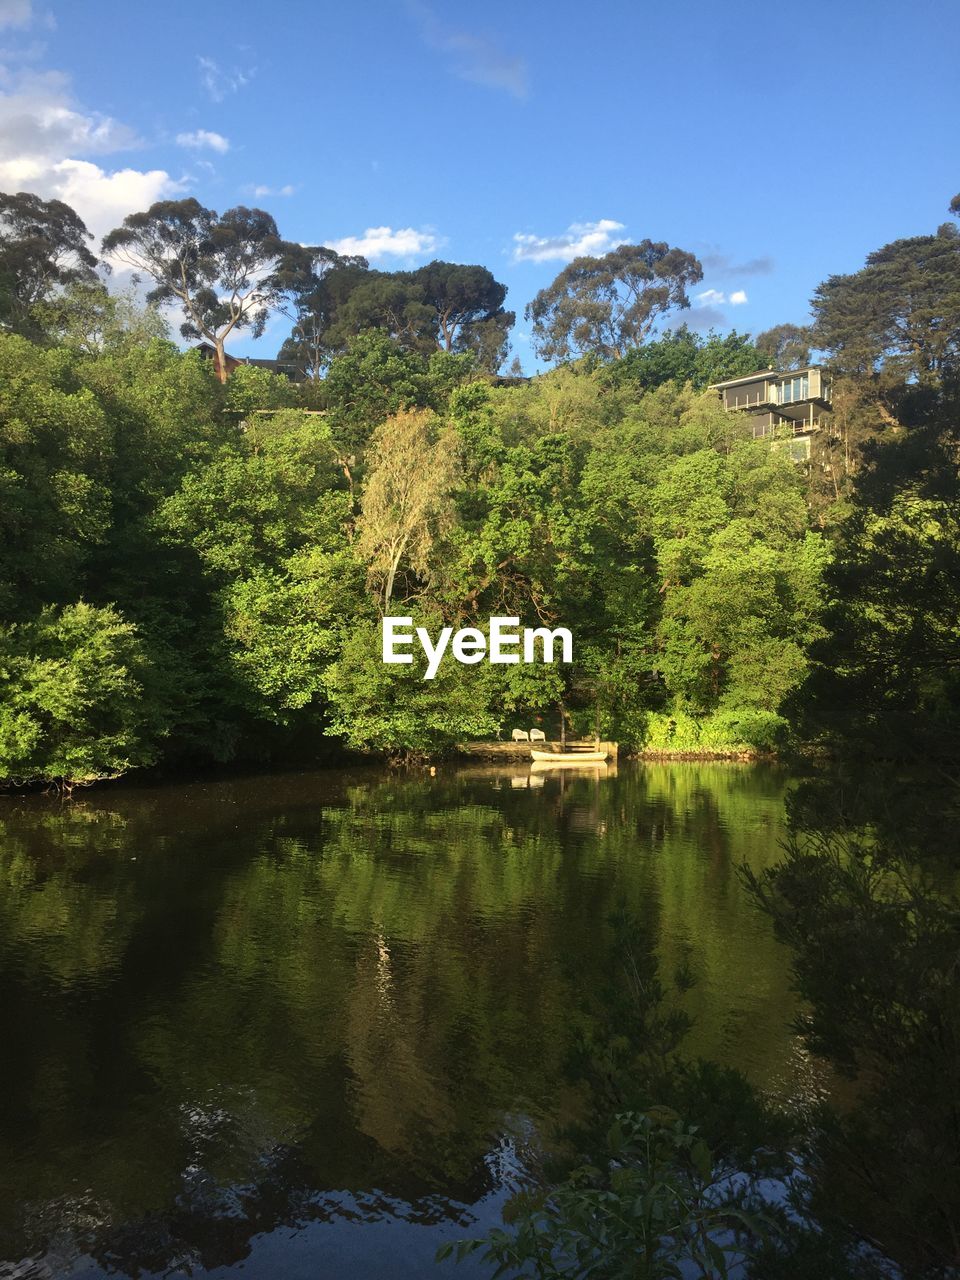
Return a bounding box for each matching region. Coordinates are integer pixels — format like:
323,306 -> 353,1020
752,416 -> 829,440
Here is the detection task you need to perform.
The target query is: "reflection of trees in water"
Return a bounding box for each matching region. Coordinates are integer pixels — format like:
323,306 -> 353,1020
747,767 -> 960,1275
0,763 -> 799,1274
25,1141 -> 490,1278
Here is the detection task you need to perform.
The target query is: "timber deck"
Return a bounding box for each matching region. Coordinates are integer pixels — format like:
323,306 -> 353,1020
456,740 -> 618,761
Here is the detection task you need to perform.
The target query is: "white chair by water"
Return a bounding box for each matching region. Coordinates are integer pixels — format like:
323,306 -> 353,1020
529,728 -> 546,742
511,728 -> 530,742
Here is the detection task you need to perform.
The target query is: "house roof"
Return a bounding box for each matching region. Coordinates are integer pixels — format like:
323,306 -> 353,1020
709,365 -> 825,391
192,343 -> 304,380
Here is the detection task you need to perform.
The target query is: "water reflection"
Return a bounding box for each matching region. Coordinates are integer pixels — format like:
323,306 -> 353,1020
0,762 -> 803,1278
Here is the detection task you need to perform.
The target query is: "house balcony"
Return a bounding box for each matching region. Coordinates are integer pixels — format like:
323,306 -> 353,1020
749,409 -> 829,440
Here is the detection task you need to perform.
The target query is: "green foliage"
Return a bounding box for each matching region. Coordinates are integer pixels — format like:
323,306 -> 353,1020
0,333 -> 112,615
14,185 -> 960,776
790,393 -> 960,761
158,410 -> 346,577
0,190 -> 98,336
226,547 -> 361,718
322,618 -> 500,756
101,198 -> 305,375
643,439 -> 829,740
222,362 -> 301,417
30,281 -> 170,355
320,330 -> 448,452
526,241 -> 703,363
439,1111 -> 768,1279
276,244 -> 369,378
0,299 -> 831,774
754,323 -> 810,371
811,221 -> 960,384
0,602 -> 163,785
803,495 -> 960,757
319,257 -> 514,371
641,709 -> 787,755
602,327 -> 764,393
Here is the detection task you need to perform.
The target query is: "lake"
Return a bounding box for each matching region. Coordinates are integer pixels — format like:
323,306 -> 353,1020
0,761 -> 814,1279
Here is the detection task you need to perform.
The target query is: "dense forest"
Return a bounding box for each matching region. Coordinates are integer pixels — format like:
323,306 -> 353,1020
3,189 -> 960,1277
0,189 -> 959,786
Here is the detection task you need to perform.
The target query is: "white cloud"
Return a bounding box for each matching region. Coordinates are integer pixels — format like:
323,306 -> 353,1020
0,36 -> 50,64
0,69 -> 138,161
246,182 -> 296,198
695,287 -> 748,307
512,218 -> 627,263
198,55 -> 253,102
325,225 -> 440,260
408,2 -> 528,98
0,67 -> 179,238
176,128 -> 229,154
0,155 -> 180,238
0,0 -> 32,30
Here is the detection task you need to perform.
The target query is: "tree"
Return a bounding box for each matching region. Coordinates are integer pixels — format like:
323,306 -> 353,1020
526,241 -> 703,363
329,269 -> 436,353
810,222 -> 960,385
320,330 -> 441,454
0,333 -> 112,616
0,602 -> 164,787
356,409 -> 458,608
158,410 -> 347,578
0,191 -> 98,335
603,327 -> 764,393
754,322 -> 810,371
414,260 -> 514,368
789,492 -> 960,761
278,246 -> 369,378
322,259 -> 514,371
102,199 -> 304,381
322,616 -> 500,757
31,281 -> 169,355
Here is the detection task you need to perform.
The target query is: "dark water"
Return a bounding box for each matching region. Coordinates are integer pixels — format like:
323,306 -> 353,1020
0,761 -> 812,1279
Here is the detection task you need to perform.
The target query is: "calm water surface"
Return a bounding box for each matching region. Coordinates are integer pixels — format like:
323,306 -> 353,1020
0,761 -> 811,1279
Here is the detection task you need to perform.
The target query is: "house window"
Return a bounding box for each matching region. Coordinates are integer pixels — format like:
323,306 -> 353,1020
779,374 -> 809,405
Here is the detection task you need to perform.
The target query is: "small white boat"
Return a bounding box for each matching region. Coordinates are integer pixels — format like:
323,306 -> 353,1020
530,747 -> 609,764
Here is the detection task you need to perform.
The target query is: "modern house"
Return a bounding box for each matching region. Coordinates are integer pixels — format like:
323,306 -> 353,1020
709,366 -> 832,460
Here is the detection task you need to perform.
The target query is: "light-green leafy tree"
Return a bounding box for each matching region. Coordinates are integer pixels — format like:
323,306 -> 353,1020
0,602 -> 163,786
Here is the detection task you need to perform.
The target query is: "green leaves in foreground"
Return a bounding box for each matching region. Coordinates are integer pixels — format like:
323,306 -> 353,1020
437,1110 -> 770,1280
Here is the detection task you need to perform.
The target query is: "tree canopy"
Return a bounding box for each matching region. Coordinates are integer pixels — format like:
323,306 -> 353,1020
754,322 -> 811,371
811,222 -> 960,385
601,327 -> 764,393
3,184 -> 960,777
278,246 -> 369,378
0,190 -> 99,335
525,240 -> 703,363
277,256 -> 513,376
102,198 -> 305,380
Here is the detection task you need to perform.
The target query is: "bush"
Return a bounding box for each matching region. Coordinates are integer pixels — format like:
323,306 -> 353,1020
638,709 -> 786,755
0,601 -> 164,787
438,1110 -> 771,1279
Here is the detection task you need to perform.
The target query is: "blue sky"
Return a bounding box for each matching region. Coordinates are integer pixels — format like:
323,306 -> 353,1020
1,0 -> 958,368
